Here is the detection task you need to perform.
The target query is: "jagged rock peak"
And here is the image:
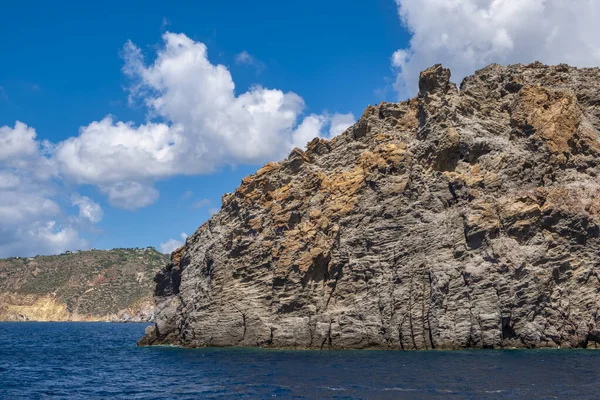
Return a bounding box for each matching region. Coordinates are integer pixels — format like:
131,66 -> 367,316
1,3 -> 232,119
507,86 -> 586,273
140,62 -> 600,350
418,64 -> 454,96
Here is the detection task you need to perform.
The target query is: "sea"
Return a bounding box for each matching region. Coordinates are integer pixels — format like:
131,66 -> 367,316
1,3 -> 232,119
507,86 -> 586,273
0,322 -> 599,399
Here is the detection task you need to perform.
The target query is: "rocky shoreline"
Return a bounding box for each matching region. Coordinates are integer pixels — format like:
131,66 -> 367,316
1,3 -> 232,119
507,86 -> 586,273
141,63 -> 600,350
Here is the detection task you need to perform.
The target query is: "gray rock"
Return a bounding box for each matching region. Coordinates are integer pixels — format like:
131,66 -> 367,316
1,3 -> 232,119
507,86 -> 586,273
139,63 -> 600,349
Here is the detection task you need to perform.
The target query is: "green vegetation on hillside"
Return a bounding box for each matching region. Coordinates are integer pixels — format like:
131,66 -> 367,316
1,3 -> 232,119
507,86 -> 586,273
0,248 -> 169,320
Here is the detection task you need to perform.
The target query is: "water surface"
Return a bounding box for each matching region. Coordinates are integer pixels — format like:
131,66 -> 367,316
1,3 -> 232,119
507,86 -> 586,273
0,322 -> 599,399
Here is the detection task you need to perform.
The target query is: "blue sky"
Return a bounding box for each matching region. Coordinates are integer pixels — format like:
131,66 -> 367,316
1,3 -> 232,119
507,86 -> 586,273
1,0 -> 598,256
0,0 -> 408,255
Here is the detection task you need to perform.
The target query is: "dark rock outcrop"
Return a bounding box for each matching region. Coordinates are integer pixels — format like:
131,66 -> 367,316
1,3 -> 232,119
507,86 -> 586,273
140,63 -> 600,349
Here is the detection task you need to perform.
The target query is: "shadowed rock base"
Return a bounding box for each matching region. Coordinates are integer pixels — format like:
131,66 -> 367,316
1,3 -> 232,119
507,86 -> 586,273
140,63 -> 600,350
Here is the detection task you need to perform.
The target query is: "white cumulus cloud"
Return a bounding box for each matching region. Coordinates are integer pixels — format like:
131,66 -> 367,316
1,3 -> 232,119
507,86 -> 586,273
159,232 -> 187,254
122,32 -> 306,166
328,113 -> 356,138
55,117 -> 177,183
100,181 -> 159,211
0,121 -> 39,161
291,112 -> 355,149
72,194 -> 103,224
0,123 -> 92,257
53,32 -> 354,209
291,115 -> 328,149
392,0 -> 600,97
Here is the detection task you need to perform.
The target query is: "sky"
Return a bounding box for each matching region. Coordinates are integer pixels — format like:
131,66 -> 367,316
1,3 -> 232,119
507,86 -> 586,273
1,0 -> 599,257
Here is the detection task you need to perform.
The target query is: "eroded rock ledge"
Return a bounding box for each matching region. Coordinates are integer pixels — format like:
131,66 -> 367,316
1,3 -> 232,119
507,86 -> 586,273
139,63 -> 600,349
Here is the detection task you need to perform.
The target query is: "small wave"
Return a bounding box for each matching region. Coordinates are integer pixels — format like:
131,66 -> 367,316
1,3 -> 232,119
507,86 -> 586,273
321,386 -> 347,391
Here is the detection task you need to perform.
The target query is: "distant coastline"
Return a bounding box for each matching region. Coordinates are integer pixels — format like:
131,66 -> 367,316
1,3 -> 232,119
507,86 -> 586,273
0,248 -> 167,323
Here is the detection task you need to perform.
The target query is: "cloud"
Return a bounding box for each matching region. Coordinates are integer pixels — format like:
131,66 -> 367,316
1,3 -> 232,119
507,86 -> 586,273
178,190 -> 211,210
0,121 -> 39,161
54,32 -> 353,209
123,33 -> 305,164
99,181 -> 159,211
0,222 -> 88,259
160,17 -> 170,31
55,117 -> 177,184
0,122 -> 91,257
159,232 -> 187,254
291,114 -> 327,149
72,194 -> 103,224
328,113 -> 355,138
235,51 -> 266,72
1,32 -> 357,256
192,198 -> 210,208
291,112 -> 355,149
0,191 -> 60,228
235,50 -> 254,65
392,0 -> 600,97
208,207 -> 220,216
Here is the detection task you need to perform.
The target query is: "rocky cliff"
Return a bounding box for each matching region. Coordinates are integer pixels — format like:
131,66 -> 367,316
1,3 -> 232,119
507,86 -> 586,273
0,248 -> 169,322
140,63 -> 600,349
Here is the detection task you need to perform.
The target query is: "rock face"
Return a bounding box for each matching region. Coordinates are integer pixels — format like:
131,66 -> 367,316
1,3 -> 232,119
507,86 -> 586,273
140,63 -> 600,349
0,248 -> 169,322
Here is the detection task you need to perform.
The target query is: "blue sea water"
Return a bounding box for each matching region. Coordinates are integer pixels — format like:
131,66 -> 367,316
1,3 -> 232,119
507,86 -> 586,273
0,323 -> 599,399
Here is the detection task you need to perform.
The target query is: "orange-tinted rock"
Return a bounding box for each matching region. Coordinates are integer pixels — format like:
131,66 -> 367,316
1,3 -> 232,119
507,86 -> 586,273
143,63 -> 600,350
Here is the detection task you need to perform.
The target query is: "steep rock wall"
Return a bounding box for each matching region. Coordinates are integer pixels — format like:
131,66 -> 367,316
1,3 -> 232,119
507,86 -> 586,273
141,63 -> 600,349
